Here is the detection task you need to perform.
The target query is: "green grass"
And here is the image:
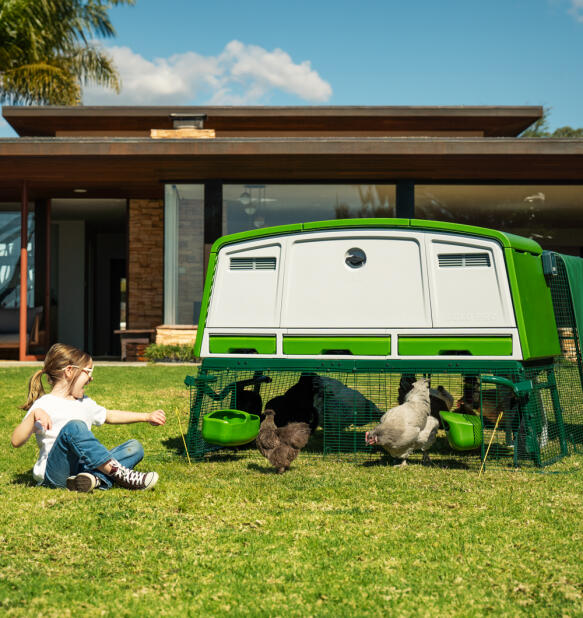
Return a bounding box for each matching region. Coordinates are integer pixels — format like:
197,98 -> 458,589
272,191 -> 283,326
1,366 -> 583,616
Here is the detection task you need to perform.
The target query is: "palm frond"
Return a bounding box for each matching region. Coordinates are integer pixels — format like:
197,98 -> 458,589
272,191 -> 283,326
0,0 -> 132,104
1,60 -> 81,105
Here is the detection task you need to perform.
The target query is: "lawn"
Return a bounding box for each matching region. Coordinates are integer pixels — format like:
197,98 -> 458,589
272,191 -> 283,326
1,365 -> 583,616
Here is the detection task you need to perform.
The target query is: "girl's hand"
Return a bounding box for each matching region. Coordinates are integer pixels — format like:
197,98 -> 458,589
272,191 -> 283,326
33,409 -> 52,432
148,409 -> 166,426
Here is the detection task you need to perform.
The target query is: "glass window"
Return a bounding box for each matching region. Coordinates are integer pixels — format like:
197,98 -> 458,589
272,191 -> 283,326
223,184 -> 396,235
0,204 -> 34,308
415,185 -> 583,252
164,185 -> 204,324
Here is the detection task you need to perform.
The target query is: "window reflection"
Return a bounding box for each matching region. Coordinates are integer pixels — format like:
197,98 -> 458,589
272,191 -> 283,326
164,185 -> 204,324
223,185 -> 396,234
415,185 -> 583,251
0,205 -> 34,308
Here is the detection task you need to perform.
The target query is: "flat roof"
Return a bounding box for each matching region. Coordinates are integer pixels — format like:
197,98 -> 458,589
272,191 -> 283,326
2,105 -> 543,137
0,136 -> 581,200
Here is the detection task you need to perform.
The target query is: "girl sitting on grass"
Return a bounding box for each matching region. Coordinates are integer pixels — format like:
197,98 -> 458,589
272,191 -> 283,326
11,343 -> 166,492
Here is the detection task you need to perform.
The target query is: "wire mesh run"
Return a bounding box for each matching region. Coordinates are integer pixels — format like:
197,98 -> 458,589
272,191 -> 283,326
183,359 -> 580,469
549,254 -> 583,456
182,251 -> 583,470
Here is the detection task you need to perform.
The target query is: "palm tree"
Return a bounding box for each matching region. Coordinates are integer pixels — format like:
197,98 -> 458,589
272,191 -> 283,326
0,0 -> 134,105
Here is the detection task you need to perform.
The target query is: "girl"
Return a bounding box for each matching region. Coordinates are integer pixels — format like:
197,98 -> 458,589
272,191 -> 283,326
11,343 -> 166,492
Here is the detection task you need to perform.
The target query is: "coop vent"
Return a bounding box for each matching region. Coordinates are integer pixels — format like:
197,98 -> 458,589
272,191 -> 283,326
230,257 -> 277,270
438,253 -> 491,268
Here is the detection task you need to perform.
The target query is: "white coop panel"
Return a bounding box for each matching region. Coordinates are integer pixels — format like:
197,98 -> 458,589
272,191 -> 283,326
282,233 -> 431,328
426,235 -> 515,328
207,243 -> 282,327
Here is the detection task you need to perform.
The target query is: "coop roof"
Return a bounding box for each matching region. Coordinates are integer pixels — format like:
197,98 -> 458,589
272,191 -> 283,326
209,218 -> 542,256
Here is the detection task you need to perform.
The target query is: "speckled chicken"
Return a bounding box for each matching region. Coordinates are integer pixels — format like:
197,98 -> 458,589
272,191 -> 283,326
256,409 -> 311,473
365,378 -> 438,466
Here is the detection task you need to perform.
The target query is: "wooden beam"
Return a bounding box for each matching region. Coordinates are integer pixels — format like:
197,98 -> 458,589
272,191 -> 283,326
19,182 -> 28,361
150,129 -> 215,139
45,199 -> 51,351
3,105 -> 544,138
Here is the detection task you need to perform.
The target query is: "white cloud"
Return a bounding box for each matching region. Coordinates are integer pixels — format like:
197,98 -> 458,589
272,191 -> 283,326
568,0 -> 583,21
83,41 -> 332,105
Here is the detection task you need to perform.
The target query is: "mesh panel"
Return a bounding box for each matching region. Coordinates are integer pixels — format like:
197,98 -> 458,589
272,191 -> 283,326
184,361 -> 579,469
550,254 -> 583,454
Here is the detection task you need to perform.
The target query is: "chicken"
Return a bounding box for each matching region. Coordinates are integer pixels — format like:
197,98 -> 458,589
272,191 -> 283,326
457,376 -> 515,425
455,376 -> 518,445
397,374 -> 454,428
256,409 -> 311,473
263,373 -> 319,433
312,375 -> 384,430
365,378 -> 438,466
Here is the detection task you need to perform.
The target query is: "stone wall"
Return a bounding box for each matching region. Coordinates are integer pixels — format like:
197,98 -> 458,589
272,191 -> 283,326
128,199 -> 164,329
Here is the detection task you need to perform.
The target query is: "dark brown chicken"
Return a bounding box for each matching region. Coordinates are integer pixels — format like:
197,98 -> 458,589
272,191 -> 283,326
256,409 -> 311,473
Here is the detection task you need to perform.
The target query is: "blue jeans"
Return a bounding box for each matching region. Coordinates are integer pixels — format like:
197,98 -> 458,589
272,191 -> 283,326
43,420 -> 144,490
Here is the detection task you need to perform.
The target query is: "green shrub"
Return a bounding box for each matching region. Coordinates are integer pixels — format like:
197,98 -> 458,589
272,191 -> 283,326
144,343 -> 198,363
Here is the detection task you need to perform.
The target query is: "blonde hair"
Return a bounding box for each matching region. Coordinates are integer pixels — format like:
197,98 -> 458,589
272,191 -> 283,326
21,343 -> 91,410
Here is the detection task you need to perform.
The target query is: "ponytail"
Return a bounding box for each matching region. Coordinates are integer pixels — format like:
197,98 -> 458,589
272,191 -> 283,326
21,369 -> 45,411
20,343 -> 91,410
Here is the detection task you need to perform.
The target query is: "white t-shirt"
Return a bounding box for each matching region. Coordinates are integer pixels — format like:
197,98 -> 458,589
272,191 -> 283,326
26,394 -> 107,483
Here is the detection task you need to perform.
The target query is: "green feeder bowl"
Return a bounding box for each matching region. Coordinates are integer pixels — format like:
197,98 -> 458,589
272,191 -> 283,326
202,409 -> 260,446
440,410 -> 483,451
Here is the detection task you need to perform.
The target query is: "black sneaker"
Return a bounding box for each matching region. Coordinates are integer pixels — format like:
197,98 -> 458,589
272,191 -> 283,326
66,472 -> 100,493
109,460 -> 158,490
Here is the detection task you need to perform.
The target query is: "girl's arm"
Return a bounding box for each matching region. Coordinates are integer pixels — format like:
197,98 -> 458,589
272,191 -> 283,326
11,408 -> 52,448
105,409 -> 166,426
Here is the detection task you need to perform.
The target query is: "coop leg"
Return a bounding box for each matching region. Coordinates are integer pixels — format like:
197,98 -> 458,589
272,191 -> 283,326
520,395 -> 542,467
186,370 -> 218,459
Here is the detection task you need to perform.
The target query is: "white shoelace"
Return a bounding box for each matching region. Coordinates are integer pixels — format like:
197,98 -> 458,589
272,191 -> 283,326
119,468 -> 144,484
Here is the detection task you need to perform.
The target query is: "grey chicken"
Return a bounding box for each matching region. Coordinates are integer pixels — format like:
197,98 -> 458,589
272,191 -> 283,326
365,378 -> 438,466
256,409 -> 311,473
397,374 -> 454,428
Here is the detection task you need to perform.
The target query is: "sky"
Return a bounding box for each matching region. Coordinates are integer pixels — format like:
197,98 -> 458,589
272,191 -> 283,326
2,0 -> 583,136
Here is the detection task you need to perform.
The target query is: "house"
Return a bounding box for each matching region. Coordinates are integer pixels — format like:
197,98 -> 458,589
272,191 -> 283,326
0,105 -> 582,360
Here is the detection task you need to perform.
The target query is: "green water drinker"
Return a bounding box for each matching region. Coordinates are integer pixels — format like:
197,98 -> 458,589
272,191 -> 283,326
440,410 -> 483,450
202,409 -> 260,446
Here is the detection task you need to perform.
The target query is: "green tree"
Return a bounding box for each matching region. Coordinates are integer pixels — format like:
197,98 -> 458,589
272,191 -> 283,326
551,126 -> 583,137
0,0 -> 134,105
520,112 -> 551,137
521,107 -> 583,137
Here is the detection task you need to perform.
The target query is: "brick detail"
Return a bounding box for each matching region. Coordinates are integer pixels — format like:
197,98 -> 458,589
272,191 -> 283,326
128,199 -> 164,329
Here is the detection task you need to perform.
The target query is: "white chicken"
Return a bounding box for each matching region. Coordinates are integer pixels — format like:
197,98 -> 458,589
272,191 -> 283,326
365,378 -> 438,466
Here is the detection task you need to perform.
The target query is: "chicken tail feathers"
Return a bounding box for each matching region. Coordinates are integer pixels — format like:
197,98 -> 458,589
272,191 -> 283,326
398,374 -> 416,405
278,422 -> 311,449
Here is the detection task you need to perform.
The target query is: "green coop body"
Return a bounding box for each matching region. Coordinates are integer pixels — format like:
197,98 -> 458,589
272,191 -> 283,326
186,228 -> 583,470
195,218 -> 560,362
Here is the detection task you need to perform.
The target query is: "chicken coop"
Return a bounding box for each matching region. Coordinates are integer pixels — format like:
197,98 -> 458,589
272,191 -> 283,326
184,219 -> 583,469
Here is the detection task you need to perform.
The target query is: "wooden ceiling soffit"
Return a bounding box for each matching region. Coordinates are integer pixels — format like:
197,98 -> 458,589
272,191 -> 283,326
0,138 -> 582,200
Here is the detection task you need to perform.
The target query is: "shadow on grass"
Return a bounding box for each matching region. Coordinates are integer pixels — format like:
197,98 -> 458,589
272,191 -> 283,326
162,435 -> 184,455
11,471 -> 37,486
246,461 -> 278,474
162,427 -> 476,471
361,454 -> 471,470
428,458 -> 472,470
